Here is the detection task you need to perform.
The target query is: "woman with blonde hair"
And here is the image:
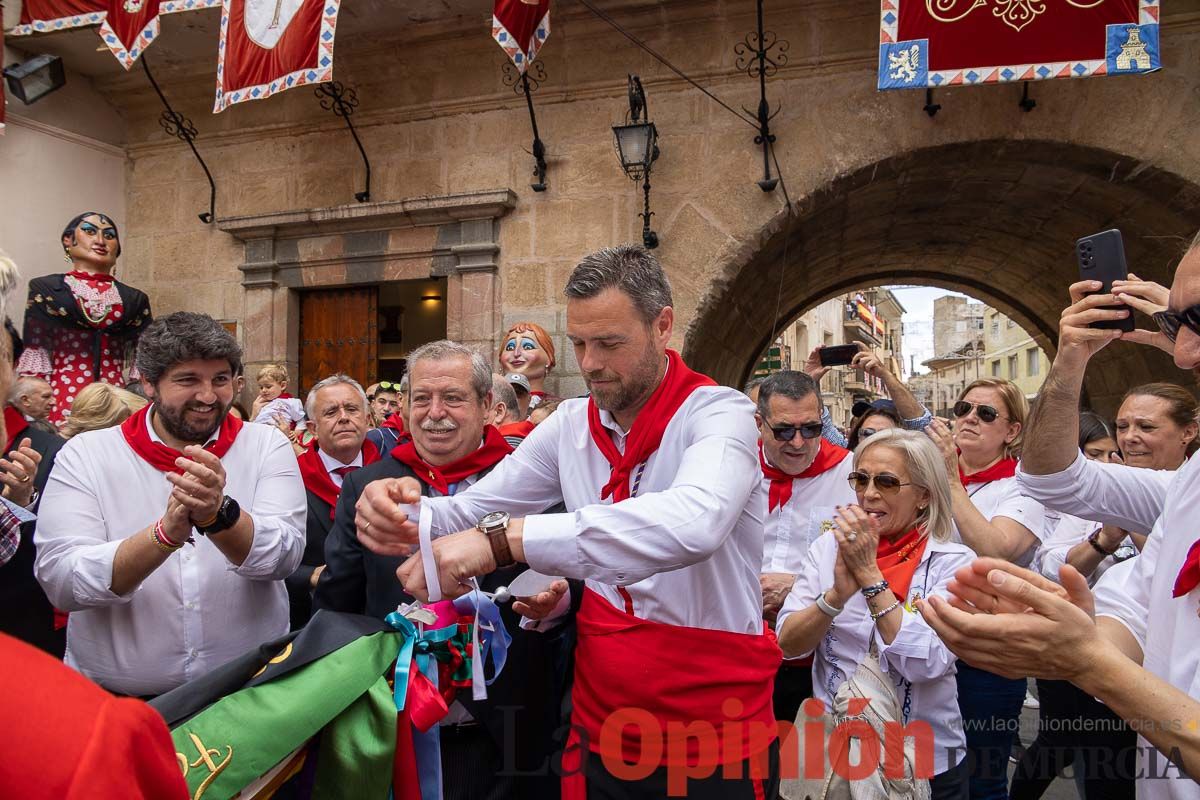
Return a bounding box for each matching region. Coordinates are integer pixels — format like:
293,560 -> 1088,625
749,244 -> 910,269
778,429 -> 974,798
925,377 -> 1051,800
60,382 -> 147,440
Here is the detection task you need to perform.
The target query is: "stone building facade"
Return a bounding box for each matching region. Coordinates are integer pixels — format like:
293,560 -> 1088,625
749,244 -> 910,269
7,0 -> 1200,410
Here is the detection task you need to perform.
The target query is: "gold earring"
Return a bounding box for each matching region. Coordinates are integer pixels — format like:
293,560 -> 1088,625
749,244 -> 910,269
63,252 -> 72,263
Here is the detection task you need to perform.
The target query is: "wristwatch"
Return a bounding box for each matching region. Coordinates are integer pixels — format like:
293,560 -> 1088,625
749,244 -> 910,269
196,496 -> 242,537
477,511 -> 514,568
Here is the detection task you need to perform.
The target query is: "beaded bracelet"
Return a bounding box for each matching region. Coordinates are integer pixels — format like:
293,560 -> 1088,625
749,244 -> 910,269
870,600 -> 902,622
150,519 -> 190,554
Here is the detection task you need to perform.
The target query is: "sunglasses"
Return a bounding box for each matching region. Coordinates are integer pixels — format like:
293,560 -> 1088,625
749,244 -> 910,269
377,380 -> 404,391
953,400 -> 1006,424
767,421 -> 824,442
5,319 -> 22,367
1153,305 -> 1200,343
847,471 -> 913,495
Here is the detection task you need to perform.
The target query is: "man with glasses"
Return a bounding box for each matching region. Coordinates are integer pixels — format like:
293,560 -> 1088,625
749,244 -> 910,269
755,371 -> 858,725
919,254 -> 1200,800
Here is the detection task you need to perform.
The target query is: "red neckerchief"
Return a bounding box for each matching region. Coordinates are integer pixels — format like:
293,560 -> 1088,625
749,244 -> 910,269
587,350 -> 715,502
498,420 -> 536,440
959,457 -> 1018,487
67,270 -> 115,284
1174,541 -> 1200,597
3,406 -> 29,453
297,440 -> 381,519
381,413 -> 406,433
390,425 -> 513,494
876,527 -> 930,602
278,392 -> 294,400
119,404 -> 243,474
759,438 -> 850,512
530,391 -> 546,399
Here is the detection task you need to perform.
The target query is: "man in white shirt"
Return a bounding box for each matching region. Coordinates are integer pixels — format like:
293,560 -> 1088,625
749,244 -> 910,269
289,373 -> 378,629
918,257 -> 1200,799
355,245 -> 783,799
34,312 -> 305,697
756,369 -> 856,724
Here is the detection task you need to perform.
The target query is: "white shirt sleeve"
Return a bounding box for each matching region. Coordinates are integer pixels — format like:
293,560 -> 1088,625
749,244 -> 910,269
34,439 -> 138,610
1035,514 -> 1100,583
1092,520 -> 1160,652
990,479 -> 1048,541
1017,453 -> 1171,534
521,395 -> 762,585
775,536 -> 828,657
232,428 -> 306,581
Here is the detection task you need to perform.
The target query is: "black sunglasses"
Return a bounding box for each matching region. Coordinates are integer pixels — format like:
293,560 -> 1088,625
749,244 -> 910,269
1153,305 -> 1200,343
377,380 -> 403,391
767,421 -> 823,442
5,319 -> 22,367
847,471 -> 913,495
953,400 -> 1006,424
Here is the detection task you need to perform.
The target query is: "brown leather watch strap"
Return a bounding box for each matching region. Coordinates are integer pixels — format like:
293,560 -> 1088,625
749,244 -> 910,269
487,527 -> 515,568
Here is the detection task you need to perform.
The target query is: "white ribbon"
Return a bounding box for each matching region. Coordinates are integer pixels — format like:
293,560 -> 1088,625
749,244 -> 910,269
417,502 -> 442,603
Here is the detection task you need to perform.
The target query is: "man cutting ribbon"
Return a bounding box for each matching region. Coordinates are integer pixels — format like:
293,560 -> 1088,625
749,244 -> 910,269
355,245 -> 783,799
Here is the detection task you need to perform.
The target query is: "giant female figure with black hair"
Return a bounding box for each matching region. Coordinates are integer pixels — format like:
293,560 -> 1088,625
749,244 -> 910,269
18,212 -> 152,426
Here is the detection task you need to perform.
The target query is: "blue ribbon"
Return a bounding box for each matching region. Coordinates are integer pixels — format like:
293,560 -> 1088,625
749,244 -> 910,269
452,586 -> 511,698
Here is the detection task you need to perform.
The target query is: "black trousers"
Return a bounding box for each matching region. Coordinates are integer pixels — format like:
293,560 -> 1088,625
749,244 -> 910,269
1009,679 -> 1137,800
772,662 -> 814,725
440,724 -> 517,800
931,758 -> 971,800
582,740 -> 781,799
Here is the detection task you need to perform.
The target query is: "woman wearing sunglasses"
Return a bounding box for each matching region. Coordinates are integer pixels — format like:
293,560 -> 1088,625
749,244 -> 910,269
925,378 -> 1049,800
778,429 -> 975,799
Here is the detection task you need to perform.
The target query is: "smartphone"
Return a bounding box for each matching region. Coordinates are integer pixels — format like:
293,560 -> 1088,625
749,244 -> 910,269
818,344 -> 861,367
1076,229 -> 1135,332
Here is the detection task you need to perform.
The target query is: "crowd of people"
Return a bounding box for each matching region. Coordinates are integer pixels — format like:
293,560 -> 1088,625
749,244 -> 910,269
1,216 -> 1199,800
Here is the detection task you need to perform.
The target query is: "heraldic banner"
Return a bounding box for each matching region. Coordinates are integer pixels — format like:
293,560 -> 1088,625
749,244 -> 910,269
492,0 -> 550,72
98,0 -> 162,69
7,0 -> 216,36
878,0 -> 1161,90
213,0 -> 338,112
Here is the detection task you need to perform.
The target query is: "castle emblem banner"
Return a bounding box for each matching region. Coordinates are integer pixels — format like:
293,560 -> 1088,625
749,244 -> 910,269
492,0 -> 549,72
213,0 -> 339,112
878,0 -> 1160,90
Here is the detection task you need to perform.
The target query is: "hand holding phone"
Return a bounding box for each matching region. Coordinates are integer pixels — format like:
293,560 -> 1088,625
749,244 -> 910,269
818,343 -> 863,367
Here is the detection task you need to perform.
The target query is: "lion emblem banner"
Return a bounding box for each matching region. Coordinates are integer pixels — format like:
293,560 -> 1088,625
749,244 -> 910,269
878,0 -> 1160,90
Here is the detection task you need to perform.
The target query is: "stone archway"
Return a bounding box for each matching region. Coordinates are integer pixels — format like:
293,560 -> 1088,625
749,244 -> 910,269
683,139 -> 1200,413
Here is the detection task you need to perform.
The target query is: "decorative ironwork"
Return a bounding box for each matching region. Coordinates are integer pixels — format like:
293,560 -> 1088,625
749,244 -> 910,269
612,75 -> 659,249
1019,80 -> 1037,111
315,81 -> 371,202
733,0 -> 788,192
924,87 -> 942,117
501,60 -> 549,192
141,57 -> 216,223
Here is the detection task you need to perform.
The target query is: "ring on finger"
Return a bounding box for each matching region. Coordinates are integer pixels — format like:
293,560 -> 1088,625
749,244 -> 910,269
847,532 -> 857,542
364,520 -> 372,533
17,473 -> 29,484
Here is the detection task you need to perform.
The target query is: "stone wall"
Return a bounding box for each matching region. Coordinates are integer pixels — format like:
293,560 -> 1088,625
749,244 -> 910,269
92,0 -> 1200,409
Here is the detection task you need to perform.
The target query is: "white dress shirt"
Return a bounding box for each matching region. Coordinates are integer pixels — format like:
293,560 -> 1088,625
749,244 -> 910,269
777,533 -> 975,775
422,385 -> 767,634
318,447 -> 364,489
1018,454 -> 1195,800
761,450 -> 857,575
960,474 -> 1047,567
34,415 -> 306,696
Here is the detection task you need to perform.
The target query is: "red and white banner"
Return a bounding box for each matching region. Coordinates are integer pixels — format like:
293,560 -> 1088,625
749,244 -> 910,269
213,0 -> 339,112
98,0 -> 161,68
492,0 -> 549,73
6,0 -> 214,36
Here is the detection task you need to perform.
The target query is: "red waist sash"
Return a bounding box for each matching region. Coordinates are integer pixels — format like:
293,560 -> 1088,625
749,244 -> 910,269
568,588 -> 781,772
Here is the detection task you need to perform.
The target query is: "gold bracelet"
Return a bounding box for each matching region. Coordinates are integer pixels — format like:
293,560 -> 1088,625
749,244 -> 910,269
149,522 -> 183,554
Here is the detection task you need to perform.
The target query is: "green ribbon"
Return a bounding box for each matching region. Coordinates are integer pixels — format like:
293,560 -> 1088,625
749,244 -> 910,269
312,673 -> 397,798
170,630 -> 401,800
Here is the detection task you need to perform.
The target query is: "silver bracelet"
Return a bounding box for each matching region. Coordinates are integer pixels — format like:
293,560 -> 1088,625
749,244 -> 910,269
870,600 -> 902,622
861,579 -> 890,599
815,592 -> 843,618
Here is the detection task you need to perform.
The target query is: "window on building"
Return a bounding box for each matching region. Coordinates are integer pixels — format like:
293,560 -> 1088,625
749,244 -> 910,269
991,320 -> 999,337
1008,355 -> 1018,379
991,360 -> 1001,377
823,332 -> 833,347
1026,347 -> 1040,376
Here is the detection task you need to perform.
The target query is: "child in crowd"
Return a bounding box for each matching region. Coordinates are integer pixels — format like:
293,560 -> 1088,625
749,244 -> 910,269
251,364 -> 307,440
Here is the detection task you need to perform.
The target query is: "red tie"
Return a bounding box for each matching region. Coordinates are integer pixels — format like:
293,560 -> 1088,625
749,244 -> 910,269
332,466 -> 358,477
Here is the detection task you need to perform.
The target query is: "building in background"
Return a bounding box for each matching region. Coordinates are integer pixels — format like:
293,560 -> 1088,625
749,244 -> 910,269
932,296 -> 986,356
917,340 -> 986,417
756,287 -> 905,428
983,307 -> 1051,401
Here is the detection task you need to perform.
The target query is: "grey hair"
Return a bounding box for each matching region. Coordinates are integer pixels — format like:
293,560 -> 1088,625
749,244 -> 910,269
563,245 -> 673,324
398,373 -> 409,393
755,370 -> 822,417
854,429 -> 954,543
0,249 -> 20,323
135,312 -> 243,385
490,374 -> 520,423
742,376 -> 766,397
305,374 -> 368,420
8,376 -> 49,404
407,339 -> 491,401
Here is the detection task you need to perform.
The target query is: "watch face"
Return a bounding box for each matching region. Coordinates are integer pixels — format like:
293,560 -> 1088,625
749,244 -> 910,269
479,511 -> 508,528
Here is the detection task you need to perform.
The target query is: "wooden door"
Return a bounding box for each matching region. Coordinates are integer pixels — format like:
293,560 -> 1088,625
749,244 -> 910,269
299,288 -> 378,394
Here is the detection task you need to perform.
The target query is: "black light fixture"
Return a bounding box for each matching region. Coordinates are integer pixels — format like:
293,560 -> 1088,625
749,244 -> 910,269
3,54 -> 66,105
612,75 -> 659,249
